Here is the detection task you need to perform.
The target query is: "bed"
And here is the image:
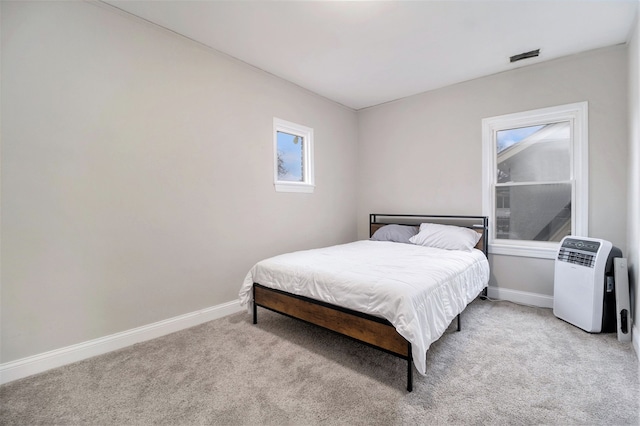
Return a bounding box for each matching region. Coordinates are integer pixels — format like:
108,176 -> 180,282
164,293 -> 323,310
239,214 -> 489,391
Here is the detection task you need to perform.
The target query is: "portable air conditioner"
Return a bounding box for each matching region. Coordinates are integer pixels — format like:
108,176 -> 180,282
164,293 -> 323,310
553,236 -> 622,333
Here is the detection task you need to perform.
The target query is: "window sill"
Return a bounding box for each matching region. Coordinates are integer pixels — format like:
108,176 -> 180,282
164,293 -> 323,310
489,243 -> 558,260
274,182 -> 315,193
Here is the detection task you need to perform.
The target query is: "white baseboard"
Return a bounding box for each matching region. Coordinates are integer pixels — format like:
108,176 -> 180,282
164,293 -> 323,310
486,286 -> 554,309
0,299 -> 244,385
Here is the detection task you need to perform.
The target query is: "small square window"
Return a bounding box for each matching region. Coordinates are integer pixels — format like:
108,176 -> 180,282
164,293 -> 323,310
274,118 -> 314,193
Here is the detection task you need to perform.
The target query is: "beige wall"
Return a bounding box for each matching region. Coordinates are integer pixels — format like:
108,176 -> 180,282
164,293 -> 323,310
0,1 -> 358,362
627,8 -> 639,355
2,1 -> 636,364
357,46 -> 629,299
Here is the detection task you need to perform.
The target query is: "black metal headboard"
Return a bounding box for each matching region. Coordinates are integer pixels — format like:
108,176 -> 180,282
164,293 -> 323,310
369,213 -> 489,256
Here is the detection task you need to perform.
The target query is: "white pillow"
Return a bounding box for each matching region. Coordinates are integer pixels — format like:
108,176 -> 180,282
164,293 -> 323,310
409,223 -> 482,251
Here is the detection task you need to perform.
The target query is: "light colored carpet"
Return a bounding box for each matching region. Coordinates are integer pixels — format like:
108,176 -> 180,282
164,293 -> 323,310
1,299 -> 638,425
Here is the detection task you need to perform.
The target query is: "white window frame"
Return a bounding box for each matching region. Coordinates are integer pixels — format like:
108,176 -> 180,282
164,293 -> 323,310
481,102 -> 588,259
273,118 -> 315,193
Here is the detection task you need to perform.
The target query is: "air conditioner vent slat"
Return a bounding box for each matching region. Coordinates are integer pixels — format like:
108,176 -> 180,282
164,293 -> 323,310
557,248 -> 596,268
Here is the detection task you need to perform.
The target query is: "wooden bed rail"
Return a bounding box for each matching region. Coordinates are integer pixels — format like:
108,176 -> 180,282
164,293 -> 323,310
253,283 -> 415,391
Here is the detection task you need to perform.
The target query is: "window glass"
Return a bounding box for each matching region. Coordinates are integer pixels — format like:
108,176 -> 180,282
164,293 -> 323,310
276,131 -> 304,182
496,122 -> 570,183
495,183 -> 572,242
494,121 -> 572,243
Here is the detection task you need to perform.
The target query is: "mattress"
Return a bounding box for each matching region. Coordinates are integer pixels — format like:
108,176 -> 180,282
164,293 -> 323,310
239,240 -> 490,375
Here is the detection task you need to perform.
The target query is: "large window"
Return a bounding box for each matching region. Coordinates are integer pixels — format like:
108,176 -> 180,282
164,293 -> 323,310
273,118 -> 314,193
482,102 -> 588,259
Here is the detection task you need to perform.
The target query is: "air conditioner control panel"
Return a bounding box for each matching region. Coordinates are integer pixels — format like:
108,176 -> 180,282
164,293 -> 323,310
560,238 -> 601,253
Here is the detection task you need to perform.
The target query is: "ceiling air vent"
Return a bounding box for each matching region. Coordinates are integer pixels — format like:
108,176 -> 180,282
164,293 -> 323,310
510,49 -> 540,63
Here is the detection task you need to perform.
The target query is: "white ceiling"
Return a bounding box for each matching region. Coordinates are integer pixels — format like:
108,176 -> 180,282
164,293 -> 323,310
104,0 -> 638,110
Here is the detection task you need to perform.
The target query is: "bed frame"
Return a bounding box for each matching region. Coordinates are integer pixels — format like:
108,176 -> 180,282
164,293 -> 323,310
252,214 -> 489,392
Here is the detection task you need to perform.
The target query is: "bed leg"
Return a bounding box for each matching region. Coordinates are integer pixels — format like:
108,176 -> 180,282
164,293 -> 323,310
407,343 -> 413,392
457,313 -> 461,332
481,287 -> 488,299
252,285 -> 257,325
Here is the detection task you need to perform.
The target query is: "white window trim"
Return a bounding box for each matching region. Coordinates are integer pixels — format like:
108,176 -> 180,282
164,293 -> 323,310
273,118 -> 315,193
481,102 -> 588,259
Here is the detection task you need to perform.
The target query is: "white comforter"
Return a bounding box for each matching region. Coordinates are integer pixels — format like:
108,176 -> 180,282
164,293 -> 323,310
239,240 -> 490,375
